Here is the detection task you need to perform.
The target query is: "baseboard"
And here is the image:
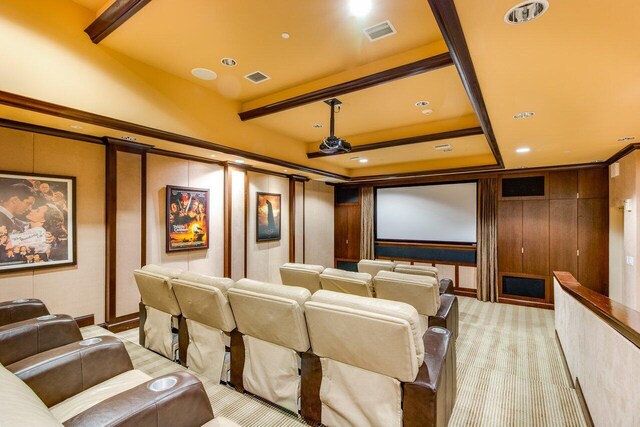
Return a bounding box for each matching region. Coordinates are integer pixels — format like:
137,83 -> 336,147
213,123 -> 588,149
454,287 -> 476,297
74,314 -> 95,328
104,313 -> 139,333
554,330 -> 574,387
498,296 -> 554,310
575,378 -> 595,427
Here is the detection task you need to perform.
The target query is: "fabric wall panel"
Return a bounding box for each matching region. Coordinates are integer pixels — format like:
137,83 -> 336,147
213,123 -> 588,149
230,169 -> 246,281
304,181 -> 334,269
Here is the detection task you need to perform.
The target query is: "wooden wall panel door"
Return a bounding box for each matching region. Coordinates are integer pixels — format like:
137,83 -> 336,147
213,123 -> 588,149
549,199 -> 578,277
522,200 -> 549,276
346,205 -> 361,260
578,198 -> 609,295
549,170 -> 577,199
334,205 -> 349,259
578,168 -> 608,199
498,201 -> 523,273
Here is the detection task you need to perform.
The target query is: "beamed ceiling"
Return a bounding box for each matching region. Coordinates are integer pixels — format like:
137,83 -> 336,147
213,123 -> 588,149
5,0 -> 640,181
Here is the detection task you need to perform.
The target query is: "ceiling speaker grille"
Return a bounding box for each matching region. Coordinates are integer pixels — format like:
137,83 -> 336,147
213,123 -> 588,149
363,20 -> 396,41
244,71 -> 270,84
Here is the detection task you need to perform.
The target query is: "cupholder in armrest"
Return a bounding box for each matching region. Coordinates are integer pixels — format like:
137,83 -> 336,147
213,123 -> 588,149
12,298 -> 31,303
79,337 -> 103,346
36,314 -> 57,321
148,376 -> 178,392
430,327 -> 448,334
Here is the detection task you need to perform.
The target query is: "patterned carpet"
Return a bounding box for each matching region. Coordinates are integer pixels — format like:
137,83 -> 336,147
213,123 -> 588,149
81,296 -> 586,426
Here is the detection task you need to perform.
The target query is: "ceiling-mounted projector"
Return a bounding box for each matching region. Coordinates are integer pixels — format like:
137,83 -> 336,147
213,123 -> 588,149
319,98 -> 351,154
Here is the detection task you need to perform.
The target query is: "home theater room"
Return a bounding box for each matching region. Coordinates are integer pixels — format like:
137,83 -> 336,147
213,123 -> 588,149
0,0 -> 637,426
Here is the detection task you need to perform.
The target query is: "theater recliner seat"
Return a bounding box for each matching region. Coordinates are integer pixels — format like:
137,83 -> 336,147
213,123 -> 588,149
172,272 -> 236,382
0,298 -> 50,326
279,263 -> 325,293
1,335 -> 226,427
0,314 -> 82,366
374,270 -> 440,335
227,279 -> 311,413
134,264 -> 183,360
392,265 -> 455,295
357,259 -> 395,277
319,268 -> 374,297
302,290 -> 456,427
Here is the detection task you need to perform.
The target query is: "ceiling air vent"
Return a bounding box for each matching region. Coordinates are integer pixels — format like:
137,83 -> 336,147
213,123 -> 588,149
434,144 -> 452,151
244,71 -> 270,84
363,20 -> 396,41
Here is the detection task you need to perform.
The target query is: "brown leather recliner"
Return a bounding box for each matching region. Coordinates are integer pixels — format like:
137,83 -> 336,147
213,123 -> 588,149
1,334 -> 238,427
0,298 -> 50,326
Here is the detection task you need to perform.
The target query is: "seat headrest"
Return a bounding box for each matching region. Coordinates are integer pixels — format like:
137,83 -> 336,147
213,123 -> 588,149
357,259 -> 395,276
280,263 -> 325,273
393,264 -> 439,279
133,269 -> 181,316
171,279 -> 236,332
373,270 -> 440,316
141,264 -> 183,278
176,272 -> 234,296
228,279 -> 311,352
305,290 -> 424,382
319,268 -> 373,297
280,263 -> 325,293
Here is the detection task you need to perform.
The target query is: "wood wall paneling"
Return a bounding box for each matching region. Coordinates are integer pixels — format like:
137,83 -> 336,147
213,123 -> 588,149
522,200 -> 550,276
578,198 -> 609,295
549,199 -> 578,278
549,170 -> 578,199
498,201 -> 523,273
578,168 -> 608,199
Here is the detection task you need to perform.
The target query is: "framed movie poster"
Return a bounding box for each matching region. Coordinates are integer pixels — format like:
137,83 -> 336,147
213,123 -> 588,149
0,171 -> 76,273
166,185 -> 209,252
256,192 -> 281,242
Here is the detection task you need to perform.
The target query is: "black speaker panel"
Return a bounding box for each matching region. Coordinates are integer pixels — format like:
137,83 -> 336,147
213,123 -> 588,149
501,176 -> 545,197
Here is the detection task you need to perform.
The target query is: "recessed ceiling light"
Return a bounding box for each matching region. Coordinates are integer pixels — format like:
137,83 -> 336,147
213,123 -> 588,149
617,136 -> 636,142
191,68 -> 217,80
422,109 -> 433,115
516,147 -> 531,153
281,32 -> 290,39
70,125 -> 83,130
221,58 -> 237,67
359,158 -> 369,163
312,123 -> 323,128
283,169 -> 288,172
210,154 -> 216,158
234,159 -> 245,164
350,156 -> 361,161
349,0 -> 372,16
415,101 -> 430,107
505,1 -> 549,25
513,111 -> 535,119
121,135 -> 137,141
434,144 -> 452,151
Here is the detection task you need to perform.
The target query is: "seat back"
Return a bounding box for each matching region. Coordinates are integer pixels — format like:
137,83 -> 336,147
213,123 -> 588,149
305,290 -> 424,383
279,263 -> 325,293
133,265 -> 182,316
374,270 -> 441,317
227,279 -> 311,352
393,264 -> 439,281
172,273 -> 235,332
357,259 -> 395,277
0,299 -> 49,327
0,363 -> 62,427
319,268 -> 373,297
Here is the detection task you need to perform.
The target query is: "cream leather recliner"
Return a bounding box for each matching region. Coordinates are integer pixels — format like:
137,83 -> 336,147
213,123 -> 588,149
303,290 -> 455,427
279,263 -> 325,293
319,268 -> 374,297
227,279 -> 312,413
133,264 -> 183,360
374,270 -> 441,335
357,259 -> 395,277
171,272 -> 236,383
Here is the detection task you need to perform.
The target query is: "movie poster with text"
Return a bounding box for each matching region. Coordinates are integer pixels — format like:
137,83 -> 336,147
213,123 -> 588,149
166,186 -> 209,252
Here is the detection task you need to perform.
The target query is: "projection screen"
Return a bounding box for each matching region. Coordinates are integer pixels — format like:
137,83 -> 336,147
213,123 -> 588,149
375,182 -> 477,244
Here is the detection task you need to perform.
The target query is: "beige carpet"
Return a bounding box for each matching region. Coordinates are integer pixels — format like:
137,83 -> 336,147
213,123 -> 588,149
81,296 -> 586,426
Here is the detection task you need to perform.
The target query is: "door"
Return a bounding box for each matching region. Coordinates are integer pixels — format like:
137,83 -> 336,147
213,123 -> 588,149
346,204 -> 361,260
334,204 -> 349,259
549,199 -> 578,278
522,200 -> 549,276
498,201 -> 523,273
578,198 -> 609,295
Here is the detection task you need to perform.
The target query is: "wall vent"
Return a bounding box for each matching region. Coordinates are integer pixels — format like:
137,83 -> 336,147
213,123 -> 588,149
363,20 -> 396,41
244,71 -> 270,84
434,144 -> 452,151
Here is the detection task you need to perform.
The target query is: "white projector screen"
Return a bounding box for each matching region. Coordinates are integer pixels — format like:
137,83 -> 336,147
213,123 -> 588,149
375,182 -> 477,244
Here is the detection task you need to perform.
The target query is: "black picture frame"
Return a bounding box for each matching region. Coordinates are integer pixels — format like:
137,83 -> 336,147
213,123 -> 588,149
166,185 -> 210,252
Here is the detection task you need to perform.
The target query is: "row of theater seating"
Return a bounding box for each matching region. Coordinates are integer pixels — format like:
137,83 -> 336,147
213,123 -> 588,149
134,262 -> 458,427
0,298 -> 238,427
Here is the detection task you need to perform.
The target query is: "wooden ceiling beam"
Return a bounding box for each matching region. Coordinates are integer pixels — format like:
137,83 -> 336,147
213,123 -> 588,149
85,0 -> 153,44
306,126 -> 483,158
427,0 -> 504,168
238,52 -> 454,121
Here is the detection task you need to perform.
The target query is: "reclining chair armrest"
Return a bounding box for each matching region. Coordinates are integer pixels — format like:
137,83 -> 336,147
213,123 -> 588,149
300,351 -> 322,425
7,335 -> 133,407
439,279 -> 454,295
63,372 -> 214,427
0,298 -> 49,326
0,314 -> 82,365
139,301 -> 147,347
229,329 -> 245,393
428,294 -> 459,340
402,328 -> 455,427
